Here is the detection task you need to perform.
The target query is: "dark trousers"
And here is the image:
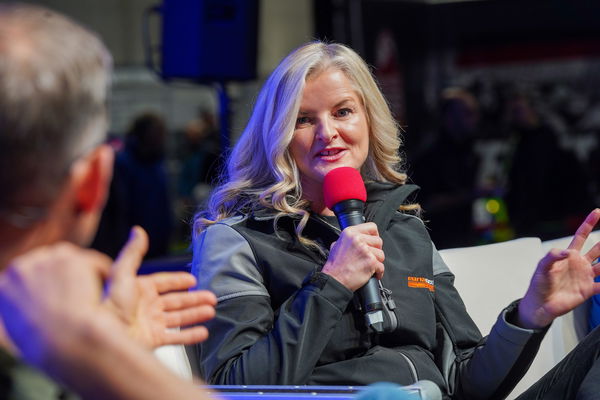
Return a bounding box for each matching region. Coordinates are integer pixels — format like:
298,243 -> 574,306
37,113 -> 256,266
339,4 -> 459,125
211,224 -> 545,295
516,326 -> 600,400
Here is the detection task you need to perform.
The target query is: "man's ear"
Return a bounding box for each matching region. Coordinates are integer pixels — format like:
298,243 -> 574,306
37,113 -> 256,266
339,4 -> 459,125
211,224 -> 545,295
72,144 -> 114,214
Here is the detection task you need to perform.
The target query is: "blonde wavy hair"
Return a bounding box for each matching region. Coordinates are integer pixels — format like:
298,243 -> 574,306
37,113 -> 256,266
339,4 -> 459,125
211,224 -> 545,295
194,41 -> 407,244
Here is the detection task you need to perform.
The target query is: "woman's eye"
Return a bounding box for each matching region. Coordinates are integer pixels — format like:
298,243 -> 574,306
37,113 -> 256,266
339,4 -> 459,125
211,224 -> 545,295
296,116 -> 311,126
336,108 -> 352,118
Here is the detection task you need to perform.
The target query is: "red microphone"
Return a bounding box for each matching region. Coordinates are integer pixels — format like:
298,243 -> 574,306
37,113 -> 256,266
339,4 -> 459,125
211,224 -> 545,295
323,167 -> 384,333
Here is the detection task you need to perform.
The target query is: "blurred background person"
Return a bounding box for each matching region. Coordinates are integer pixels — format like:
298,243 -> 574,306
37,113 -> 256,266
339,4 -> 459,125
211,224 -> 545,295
503,90 -> 595,241
178,109 -> 221,204
93,112 -> 173,259
175,109 -> 222,245
411,87 -> 481,249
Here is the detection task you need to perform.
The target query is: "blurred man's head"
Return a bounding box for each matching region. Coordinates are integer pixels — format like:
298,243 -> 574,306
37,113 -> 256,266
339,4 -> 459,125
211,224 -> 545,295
506,92 -> 540,131
0,3 -> 113,261
125,112 -> 168,163
440,87 -> 480,142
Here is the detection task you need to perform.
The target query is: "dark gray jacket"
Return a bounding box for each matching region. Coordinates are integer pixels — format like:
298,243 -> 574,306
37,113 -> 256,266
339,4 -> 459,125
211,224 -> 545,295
192,182 -> 546,399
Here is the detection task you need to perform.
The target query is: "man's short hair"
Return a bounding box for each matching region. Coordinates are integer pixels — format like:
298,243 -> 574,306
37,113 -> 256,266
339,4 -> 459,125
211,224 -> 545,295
0,3 -> 112,226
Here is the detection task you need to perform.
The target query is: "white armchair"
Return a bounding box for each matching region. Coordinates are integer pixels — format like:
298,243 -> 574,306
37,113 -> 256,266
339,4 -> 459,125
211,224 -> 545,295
153,330 -> 194,380
439,230 -> 599,399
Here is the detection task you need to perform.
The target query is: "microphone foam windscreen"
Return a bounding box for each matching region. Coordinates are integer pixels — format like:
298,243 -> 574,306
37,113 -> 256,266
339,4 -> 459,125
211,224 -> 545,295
323,167 -> 367,209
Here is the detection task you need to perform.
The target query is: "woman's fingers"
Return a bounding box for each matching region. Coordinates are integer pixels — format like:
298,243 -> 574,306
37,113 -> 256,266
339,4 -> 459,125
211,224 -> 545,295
568,209 -> 600,251
584,241 -> 600,265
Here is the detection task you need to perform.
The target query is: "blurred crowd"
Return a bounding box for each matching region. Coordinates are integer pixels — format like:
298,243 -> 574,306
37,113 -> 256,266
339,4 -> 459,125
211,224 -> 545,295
411,81 -> 599,249
91,110 -> 221,260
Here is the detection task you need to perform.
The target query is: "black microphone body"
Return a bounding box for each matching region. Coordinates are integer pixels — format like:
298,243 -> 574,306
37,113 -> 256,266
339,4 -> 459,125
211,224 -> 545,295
332,199 -> 384,333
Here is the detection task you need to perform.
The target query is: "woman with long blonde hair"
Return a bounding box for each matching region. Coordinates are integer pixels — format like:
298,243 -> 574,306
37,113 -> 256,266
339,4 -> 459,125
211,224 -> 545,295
191,41 -> 600,399
194,41 -> 406,241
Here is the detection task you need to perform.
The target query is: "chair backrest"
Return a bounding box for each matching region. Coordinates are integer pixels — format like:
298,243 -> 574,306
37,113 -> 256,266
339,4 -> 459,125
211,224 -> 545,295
154,340 -> 194,380
439,231 -> 600,399
439,237 -> 550,399
439,238 -> 542,334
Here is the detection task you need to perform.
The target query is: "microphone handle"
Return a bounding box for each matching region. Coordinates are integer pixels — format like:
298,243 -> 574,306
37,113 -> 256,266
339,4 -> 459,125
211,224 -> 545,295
332,200 -> 384,333
362,277 -> 383,312
332,199 -> 366,230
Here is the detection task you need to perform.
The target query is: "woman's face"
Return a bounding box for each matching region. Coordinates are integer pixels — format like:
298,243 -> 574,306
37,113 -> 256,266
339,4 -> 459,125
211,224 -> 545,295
289,68 -> 369,201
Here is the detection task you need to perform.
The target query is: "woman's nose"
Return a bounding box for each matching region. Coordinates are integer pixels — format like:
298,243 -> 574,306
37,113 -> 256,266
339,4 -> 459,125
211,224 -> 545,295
316,118 -> 337,143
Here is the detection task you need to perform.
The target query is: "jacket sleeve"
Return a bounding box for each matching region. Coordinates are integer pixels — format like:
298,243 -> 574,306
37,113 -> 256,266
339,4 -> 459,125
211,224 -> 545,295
191,222 -> 354,385
431,248 -> 547,399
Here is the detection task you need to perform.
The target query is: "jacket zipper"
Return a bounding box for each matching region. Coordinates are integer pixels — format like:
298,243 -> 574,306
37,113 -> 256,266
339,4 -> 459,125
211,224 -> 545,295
313,215 -> 341,233
379,283 -> 398,331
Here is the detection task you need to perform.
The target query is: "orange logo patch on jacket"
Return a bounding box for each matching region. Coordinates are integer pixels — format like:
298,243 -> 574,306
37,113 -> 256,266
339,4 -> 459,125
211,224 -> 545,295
407,276 -> 435,292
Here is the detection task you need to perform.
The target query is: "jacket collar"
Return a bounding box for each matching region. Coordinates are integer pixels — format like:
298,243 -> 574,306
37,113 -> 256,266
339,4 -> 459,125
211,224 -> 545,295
247,182 -> 411,222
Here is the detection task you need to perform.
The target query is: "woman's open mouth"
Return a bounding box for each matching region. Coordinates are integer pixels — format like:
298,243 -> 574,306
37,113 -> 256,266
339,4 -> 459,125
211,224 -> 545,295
316,148 -> 345,161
